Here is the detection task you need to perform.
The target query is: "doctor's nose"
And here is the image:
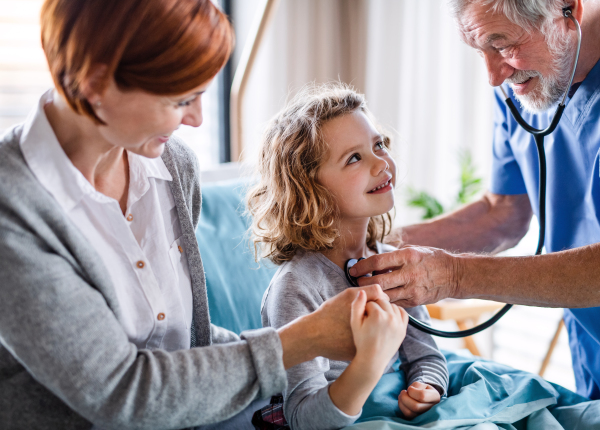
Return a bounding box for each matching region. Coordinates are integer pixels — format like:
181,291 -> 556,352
483,52 -> 513,87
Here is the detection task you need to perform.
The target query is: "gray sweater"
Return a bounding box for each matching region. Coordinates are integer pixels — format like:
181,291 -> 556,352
0,125 -> 286,429
262,246 -> 448,430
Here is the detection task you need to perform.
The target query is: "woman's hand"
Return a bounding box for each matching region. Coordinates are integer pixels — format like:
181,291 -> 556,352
278,284 -> 391,368
398,381 -> 441,419
350,245 -> 462,307
350,290 -> 408,370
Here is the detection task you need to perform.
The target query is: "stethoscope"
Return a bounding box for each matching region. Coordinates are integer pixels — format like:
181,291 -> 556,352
344,7 -> 582,338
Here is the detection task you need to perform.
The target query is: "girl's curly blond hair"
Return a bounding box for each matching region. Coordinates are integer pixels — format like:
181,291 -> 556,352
247,83 -> 393,265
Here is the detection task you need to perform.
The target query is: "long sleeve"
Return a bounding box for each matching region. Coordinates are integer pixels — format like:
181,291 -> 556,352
0,220 -> 287,429
400,306 -> 449,396
211,324 -> 241,344
0,128 -> 288,429
262,270 -> 361,430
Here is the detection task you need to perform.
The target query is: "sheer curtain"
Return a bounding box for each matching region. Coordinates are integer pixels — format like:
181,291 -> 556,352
233,0 -> 493,225
232,0 -> 574,390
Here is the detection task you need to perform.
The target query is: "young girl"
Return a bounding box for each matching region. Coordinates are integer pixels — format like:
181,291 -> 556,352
247,83 -> 448,430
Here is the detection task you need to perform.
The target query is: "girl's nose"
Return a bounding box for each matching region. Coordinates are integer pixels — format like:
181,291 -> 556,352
372,156 -> 389,176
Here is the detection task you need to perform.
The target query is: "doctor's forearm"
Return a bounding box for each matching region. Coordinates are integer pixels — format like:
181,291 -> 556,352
457,243 -> 600,307
387,193 -> 532,254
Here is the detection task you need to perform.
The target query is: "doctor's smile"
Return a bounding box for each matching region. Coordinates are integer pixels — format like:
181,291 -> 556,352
508,74 -> 537,94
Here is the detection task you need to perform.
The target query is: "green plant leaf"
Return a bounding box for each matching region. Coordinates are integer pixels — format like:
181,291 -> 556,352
457,149 -> 483,205
404,149 -> 483,220
406,187 -> 445,220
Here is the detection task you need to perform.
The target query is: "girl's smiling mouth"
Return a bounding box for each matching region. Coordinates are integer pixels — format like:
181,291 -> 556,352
368,177 -> 392,194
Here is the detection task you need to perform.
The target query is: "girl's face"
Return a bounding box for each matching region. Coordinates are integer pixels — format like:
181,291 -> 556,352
91,77 -> 212,158
318,110 -> 396,221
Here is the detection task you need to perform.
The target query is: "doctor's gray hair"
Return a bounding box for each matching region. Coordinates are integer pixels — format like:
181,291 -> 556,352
447,0 -> 581,33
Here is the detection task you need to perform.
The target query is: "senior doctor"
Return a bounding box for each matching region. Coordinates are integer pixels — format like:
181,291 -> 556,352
0,0 -> 399,428
351,0 -> 600,400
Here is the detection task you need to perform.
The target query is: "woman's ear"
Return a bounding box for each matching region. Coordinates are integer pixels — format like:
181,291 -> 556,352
80,64 -> 109,106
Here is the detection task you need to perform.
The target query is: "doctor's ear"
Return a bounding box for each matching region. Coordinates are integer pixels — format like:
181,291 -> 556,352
80,64 -> 110,107
564,0 -> 584,30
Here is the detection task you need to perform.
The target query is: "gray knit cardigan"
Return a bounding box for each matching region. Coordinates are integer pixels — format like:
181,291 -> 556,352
0,125 -> 286,429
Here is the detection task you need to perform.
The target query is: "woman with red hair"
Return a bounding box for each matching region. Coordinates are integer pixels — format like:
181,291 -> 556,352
0,0 -> 390,428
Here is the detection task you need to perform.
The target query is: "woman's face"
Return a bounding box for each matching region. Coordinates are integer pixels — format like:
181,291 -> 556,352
318,110 -> 396,221
93,78 -> 212,158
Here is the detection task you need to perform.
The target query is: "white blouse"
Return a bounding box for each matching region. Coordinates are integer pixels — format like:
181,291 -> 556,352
19,90 -> 193,351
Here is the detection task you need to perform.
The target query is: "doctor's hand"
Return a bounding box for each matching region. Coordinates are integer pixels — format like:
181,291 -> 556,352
348,245 -> 461,307
398,381 -> 441,419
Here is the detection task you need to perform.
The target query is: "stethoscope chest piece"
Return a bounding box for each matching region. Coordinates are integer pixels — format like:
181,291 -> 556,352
344,258 -> 371,287
344,255 -> 512,338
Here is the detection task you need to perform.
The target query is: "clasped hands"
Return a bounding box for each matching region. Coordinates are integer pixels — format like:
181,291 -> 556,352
312,244 -> 459,363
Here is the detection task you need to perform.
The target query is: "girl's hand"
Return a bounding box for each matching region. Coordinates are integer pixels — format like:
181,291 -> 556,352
398,381 -> 441,419
350,290 -> 408,370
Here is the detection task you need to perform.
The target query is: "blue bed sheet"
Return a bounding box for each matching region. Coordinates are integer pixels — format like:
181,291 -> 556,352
196,180 -> 600,429
346,351 -> 600,430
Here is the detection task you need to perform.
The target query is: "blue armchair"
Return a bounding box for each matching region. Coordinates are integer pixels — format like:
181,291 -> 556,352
196,178 -> 277,334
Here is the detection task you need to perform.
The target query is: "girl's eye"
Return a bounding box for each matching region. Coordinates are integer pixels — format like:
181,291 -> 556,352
374,141 -> 385,151
347,153 -> 361,165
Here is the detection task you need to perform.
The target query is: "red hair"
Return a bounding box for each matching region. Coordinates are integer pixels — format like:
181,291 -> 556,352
40,0 -> 234,123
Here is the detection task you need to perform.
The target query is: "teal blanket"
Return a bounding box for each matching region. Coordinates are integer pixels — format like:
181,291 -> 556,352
196,180 -> 599,429
347,351 -> 599,430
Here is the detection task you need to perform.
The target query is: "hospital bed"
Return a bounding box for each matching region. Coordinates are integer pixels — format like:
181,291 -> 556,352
195,176 -> 600,430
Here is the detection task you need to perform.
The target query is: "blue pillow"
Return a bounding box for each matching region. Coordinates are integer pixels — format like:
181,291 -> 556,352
196,178 -> 278,334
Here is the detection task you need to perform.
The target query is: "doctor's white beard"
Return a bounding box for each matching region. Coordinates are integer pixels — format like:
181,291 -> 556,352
506,25 -> 576,113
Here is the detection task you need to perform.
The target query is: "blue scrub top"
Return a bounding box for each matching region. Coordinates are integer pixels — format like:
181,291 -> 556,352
491,58 -> 600,400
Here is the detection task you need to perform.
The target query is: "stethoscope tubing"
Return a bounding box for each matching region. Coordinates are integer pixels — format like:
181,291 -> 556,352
346,9 -> 581,338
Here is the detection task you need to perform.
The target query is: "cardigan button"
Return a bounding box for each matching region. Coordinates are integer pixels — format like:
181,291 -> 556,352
126,214 -> 134,222
136,261 -> 145,269
157,313 -> 166,321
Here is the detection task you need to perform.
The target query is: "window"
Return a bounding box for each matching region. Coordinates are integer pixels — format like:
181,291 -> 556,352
172,0 -> 233,168
0,0 -> 53,133
0,0 -> 231,169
